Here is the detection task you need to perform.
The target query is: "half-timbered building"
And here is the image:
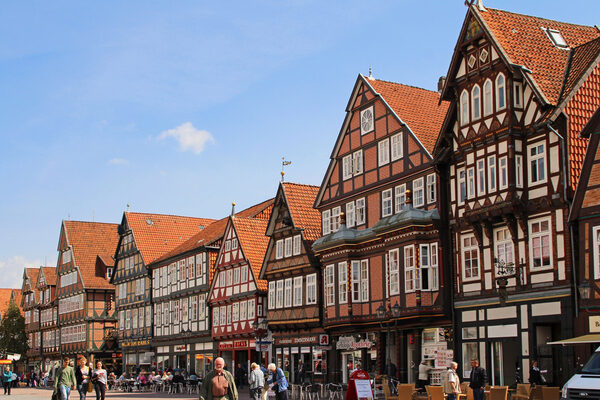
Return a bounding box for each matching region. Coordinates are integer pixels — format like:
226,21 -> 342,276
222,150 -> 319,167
208,212 -> 271,374
56,221 -> 120,370
36,267 -> 59,375
111,212 -> 216,372
434,3 -> 600,385
260,182 -> 323,383
312,74 -> 450,383
147,200 -> 272,377
21,267 -> 42,371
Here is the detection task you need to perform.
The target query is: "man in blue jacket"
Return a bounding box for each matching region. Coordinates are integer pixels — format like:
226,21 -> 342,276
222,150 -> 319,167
266,364 -> 288,400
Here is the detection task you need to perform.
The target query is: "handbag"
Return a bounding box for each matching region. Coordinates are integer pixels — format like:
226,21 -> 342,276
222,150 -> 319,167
88,380 -> 93,392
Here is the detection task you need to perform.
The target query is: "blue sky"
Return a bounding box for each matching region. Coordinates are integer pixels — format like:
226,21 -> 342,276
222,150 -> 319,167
1,0 -> 599,288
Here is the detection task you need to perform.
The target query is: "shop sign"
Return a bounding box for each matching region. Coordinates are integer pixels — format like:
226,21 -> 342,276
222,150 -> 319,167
275,336 -> 317,345
315,346 -> 331,351
590,316 -> 600,333
0,360 -> 11,365
336,336 -> 373,350
111,353 -> 122,358
234,340 -> 248,348
301,347 -> 311,354
174,345 -> 186,352
434,349 -> 454,369
319,334 -> 329,346
219,341 -> 234,350
291,347 -> 299,354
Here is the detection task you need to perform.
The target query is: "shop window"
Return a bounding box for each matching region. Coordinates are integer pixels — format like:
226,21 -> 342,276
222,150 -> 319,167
462,342 -> 478,379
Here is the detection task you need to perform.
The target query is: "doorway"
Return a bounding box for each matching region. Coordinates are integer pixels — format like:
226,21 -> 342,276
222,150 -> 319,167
490,341 -> 519,386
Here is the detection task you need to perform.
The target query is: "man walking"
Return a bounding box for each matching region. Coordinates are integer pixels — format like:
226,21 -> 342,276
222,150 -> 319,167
469,359 -> 486,400
248,363 -> 265,400
2,366 -> 12,395
443,362 -> 461,400
55,357 -> 77,400
199,357 -> 238,400
267,363 -> 289,400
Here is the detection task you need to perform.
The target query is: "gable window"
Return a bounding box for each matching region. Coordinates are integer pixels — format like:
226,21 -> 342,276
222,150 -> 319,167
322,210 -> 331,235
483,79 -> 493,116
426,174 -> 436,204
325,265 -> 335,306
499,156 -> 508,190
395,184 -> 406,212
404,245 -> 418,293
293,276 -> 303,306
391,133 -> 403,161
467,167 -> 475,199
343,150 -> 363,180
351,259 -> 369,302
389,249 -> 400,295
233,268 -> 240,285
530,218 -> 552,269
593,226 -> 600,279
284,278 -> 292,308
514,82 -> 523,108
494,227 -> 514,275
382,189 -> 393,217
360,106 -> 374,135
232,302 -> 239,322
331,206 -> 341,232
342,155 -> 353,180
378,138 -> 390,166
462,235 -> 480,280
516,155 -> 523,188
276,280 -> 284,309
353,150 -> 363,175
458,169 -> 466,204
355,198 -> 366,226
414,178 -> 425,207
529,143 -> 546,184
461,90 -> 469,126
477,159 -> 486,195
472,85 -> 481,120
284,237 -> 293,258
496,74 -> 506,110
420,243 -> 439,291
338,262 -> 348,304
268,282 -> 275,310
346,201 -> 355,228
306,273 -> 317,305
225,240 -> 231,252
293,235 -> 301,256
231,238 -> 238,249
488,155 -> 497,192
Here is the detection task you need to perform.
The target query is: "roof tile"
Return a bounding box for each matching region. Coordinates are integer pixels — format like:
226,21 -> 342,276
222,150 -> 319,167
282,182 -> 321,242
232,217 -> 270,291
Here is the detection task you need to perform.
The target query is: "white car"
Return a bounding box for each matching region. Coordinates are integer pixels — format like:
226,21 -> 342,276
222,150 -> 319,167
561,346 -> 600,400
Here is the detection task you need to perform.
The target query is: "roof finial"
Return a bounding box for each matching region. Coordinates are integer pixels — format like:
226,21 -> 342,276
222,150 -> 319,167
281,157 -> 292,182
126,203 -> 130,212
476,0 -> 486,11
231,202 -> 236,216
368,65 -> 374,80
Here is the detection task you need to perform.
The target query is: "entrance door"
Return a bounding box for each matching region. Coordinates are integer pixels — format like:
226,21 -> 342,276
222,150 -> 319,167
490,341 -> 519,386
342,351 -> 362,383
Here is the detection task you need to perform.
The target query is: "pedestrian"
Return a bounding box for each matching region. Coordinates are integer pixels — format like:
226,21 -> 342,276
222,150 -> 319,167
417,360 -> 432,390
235,363 -> 245,389
443,362 -> 461,400
469,359 -> 486,400
2,366 -> 12,395
529,361 -> 546,386
55,357 -> 77,400
296,360 -> 305,385
75,356 -> 90,400
267,363 -> 289,400
91,361 -> 107,400
248,363 -> 265,400
199,357 -> 238,400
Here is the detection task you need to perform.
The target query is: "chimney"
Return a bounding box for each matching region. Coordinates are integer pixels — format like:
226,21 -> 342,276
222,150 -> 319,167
437,76 -> 446,94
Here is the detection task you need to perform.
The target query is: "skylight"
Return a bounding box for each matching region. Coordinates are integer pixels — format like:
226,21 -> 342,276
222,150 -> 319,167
544,28 -> 568,48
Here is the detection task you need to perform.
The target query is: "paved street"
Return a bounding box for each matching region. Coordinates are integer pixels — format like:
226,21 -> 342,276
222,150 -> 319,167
2,387 -> 254,400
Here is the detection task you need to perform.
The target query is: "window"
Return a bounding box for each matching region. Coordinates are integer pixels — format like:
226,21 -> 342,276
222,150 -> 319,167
226,269 -> 232,286
276,280 -> 284,309
293,235 -> 301,255
529,143 -> 546,184
191,296 -> 198,321
132,308 -> 138,329
477,159 -> 486,195
472,85 -> 481,120
498,156 -> 508,190
268,282 -> 275,310
488,155 -> 497,192
483,79 -> 493,116
331,206 -> 341,232
395,184 -> 406,213
220,306 -> 226,326
325,265 -> 335,306
284,237 -> 293,258
238,299 -> 245,321
322,210 -> 331,235
462,342 -> 479,378
496,74 -> 506,110
225,240 -> 231,252
343,155 -> 353,180
545,28 -> 568,48
514,82 -> 523,108
338,263 -> 348,304
355,198 -> 366,225
306,274 -> 317,305
293,276 -> 303,306
593,226 -> 600,279
516,155 -> 523,188
360,106 -> 374,135
241,265 -> 248,283
414,178 -> 424,207
247,299 -> 255,320
420,243 -> 439,291
107,268 -> 113,279
461,90 -> 469,125
391,133 -> 403,161
426,174 -> 436,204
343,150 -> 364,180
353,150 -> 363,175
275,240 -> 283,259
284,278 -> 292,308
404,246 -> 418,292
467,168 -> 475,199
378,138 -> 390,166
462,235 -> 480,280
458,169 -> 466,204
346,201 -> 356,227
530,218 -> 552,268
351,260 -> 369,302
494,227 -> 514,274
389,249 -> 400,295
234,268 -> 240,285
232,302 -> 239,322
135,279 -> 145,296
232,238 -> 238,250
382,189 -> 393,217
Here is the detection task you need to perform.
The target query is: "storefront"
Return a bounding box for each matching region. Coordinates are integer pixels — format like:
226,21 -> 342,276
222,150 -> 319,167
217,339 -> 262,376
334,333 -> 377,383
121,339 -> 153,372
273,334 -> 328,384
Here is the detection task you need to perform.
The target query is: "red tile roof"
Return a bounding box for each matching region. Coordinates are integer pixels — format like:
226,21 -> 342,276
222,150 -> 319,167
22,268 -> 39,293
63,221 -> 119,290
477,7 -> 600,105
125,212 -> 217,265
282,182 -> 321,242
365,78 -> 450,154
38,267 -> 57,287
232,217 -> 270,291
0,289 -> 21,317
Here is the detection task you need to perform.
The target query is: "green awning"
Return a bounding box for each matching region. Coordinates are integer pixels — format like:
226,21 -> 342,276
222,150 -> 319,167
547,334 -> 600,345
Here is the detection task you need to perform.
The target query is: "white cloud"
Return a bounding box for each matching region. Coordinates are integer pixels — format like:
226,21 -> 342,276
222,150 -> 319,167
158,122 -> 214,154
108,158 -> 129,165
0,256 -> 50,289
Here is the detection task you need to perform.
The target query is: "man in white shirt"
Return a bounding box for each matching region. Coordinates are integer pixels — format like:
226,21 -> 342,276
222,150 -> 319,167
443,362 -> 461,400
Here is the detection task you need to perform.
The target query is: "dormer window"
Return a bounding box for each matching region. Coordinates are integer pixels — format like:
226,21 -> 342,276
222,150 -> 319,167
544,28 -> 568,48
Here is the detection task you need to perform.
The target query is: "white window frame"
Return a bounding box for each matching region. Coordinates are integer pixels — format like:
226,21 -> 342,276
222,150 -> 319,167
342,154 -> 353,181
458,169 -> 466,205
496,73 -> 506,110
389,249 -> 400,295
420,243 -> 439,291
593,226 -> 600,280
404,245 -> 418,293
346,201 -> 356,228
284,237 -> 293,258
353,150 -> 363,175
391,133 -> 403,161
248,299 -> 255,320
514,81 -> 523,108
395,184 -> 406,213
268,281 -> 275,310
382,189 -> 393,217
338,262 -> 348,304
360,106 -> 374,135
467,167 -> 475,199
331,206 -> 341,232
325,265 -> 335,306
462,234 -> 480,281
488,155 -> 497,192
528,142 -> 547,185
499,156 -> 508,190
349,259 -> 369,302
461,90 -> 469,126
483,79 -> 493,116
426,174 -> 436,204
516,155 -> 523,189
355,198 -> 366,226
378,138 -> 390,166
471,84 -> 481,120
529,217 -> 553,270
276,280 -> 284,309
494,227 -> 514,274
414,177 -> 425,207
322,210 -> 331,235
293,276 -> 303,307
284,278 -> 293,308
477,159 -> 486,196
275,239 -> 283,260
306,273 -> 317,305
293,235 -> 301,255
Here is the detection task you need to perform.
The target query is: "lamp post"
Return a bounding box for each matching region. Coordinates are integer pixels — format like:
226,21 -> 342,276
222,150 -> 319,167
252,319 -> 268,368
377,302 -> 401,376
182,328 -> 192,371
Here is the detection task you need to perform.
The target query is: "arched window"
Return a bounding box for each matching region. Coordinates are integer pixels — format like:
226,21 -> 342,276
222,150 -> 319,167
461,90 -> 469,126
472,85 -> 481,120
496,73 -> 506,110
483,79 -> 493,116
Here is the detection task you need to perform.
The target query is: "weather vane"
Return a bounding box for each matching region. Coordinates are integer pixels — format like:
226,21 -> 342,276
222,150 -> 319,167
281,157 -> 292,182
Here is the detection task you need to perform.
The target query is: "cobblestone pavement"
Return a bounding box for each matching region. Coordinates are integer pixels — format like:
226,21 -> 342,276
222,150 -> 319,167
2,387 -> 254,400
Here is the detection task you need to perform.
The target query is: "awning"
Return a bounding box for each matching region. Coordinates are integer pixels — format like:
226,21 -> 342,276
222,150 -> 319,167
547,334 -> 600,345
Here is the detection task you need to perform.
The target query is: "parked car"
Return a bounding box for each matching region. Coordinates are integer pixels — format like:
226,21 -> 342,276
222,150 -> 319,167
561,346 -> 600,400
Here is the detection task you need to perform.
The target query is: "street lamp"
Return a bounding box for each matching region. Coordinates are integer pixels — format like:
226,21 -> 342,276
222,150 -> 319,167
182,328 -> 192,371
252,319 -> 268,367
578,281 -> 599,313
377,302 -> 401,376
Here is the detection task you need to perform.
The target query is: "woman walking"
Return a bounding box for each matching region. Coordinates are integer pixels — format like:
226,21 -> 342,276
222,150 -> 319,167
2,366 -> 12,395
91,361 -> 107,400
75,357 -> 90,400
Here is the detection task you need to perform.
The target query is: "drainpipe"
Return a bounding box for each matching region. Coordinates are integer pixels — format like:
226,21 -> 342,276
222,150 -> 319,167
546,123 -> 578,318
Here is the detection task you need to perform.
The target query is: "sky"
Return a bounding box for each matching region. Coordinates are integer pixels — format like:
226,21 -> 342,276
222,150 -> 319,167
1,0 -> 599,289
